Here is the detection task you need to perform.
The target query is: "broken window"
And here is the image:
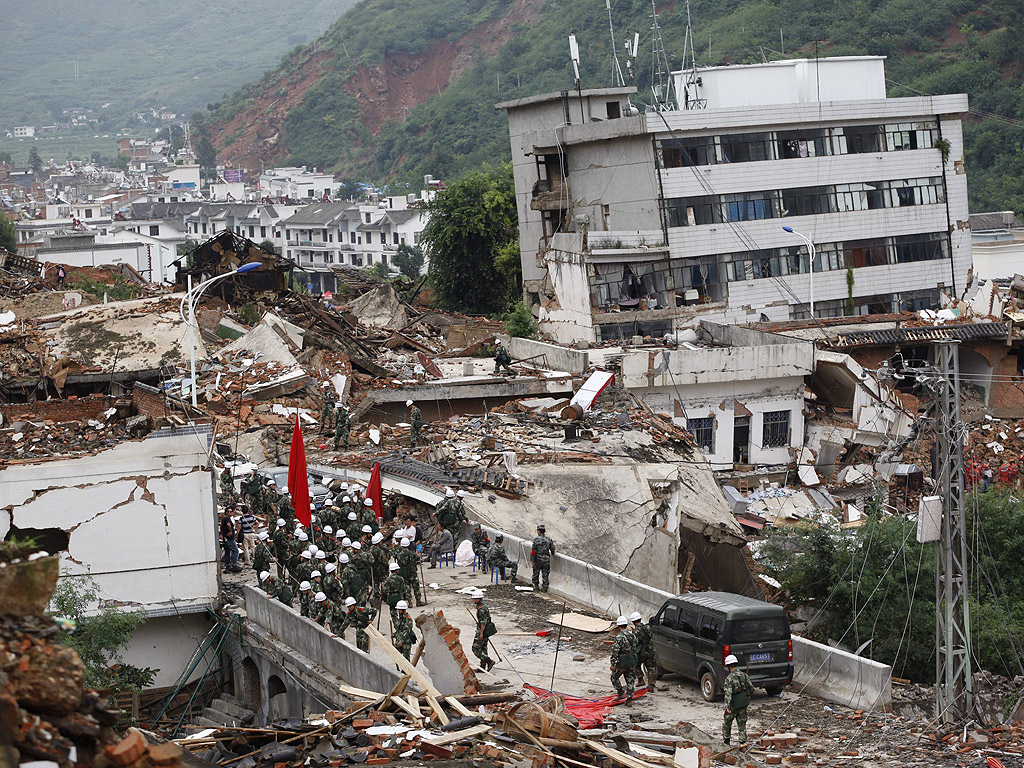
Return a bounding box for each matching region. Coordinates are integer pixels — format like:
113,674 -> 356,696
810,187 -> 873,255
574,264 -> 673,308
686,417 -> 714,452
762,410 -> 791,448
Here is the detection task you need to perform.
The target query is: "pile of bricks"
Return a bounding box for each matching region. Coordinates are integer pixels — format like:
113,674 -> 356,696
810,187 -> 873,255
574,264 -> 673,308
415,610 -> 481,695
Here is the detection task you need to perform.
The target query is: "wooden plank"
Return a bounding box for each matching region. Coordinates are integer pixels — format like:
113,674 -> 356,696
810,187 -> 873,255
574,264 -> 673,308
421,723 -> 492,746
584,739 -> 665,768
445,695 -> 474,718
390,696 -> 423,721
365,625 -> 442,697
339,683 -> 384,700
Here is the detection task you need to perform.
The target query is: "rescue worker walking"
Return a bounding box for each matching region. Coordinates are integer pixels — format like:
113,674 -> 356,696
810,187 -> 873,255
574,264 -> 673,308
493,339 -> 513,375
471,590 -> 497,671
722,654 -> 754,745
392,600 -> 416,660
610,615 -> 639,702
407,400 -> 424,447
531,524 -> 554,592
334,404 -> 351,450
630,611 -> 658,690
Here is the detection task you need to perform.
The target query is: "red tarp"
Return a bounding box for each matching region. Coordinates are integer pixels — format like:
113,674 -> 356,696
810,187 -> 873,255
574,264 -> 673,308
523,683 -> 647,728
288,411 -> 311,527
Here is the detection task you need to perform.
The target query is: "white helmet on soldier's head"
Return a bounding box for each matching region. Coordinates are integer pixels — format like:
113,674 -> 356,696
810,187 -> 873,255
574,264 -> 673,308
345,596 -> 357,607
310,570 -> 321,579
314,591 -> 327,602
725,654 -> 739,667
396,600 -> 409,611
339,553 -> 350,564
259,571 -> 271,582
616,616 -> 629,626
400,537 -> 410,548
299,581 -> 311,591
445,488 -> 455,498
471,589 -> 485,600
630,611 -> 642,623
457,490 -> 466,498
325,563 -> 337,573
389,561 -> 400,572
361,524 -> 372,534
406,400 -> 413,407
372,532 -> 384,544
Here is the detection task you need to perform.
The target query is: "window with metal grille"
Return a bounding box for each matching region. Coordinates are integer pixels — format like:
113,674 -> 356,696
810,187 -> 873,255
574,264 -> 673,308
762,410 -> 790,448
687,417 -> 714,451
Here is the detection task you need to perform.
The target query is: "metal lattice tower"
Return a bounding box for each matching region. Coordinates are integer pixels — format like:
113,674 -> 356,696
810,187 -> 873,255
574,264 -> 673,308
649,0 -> 676,110
932,340 -> 974,723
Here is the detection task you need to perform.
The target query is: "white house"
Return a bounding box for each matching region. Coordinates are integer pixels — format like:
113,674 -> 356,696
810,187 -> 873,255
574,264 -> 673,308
497,56 -> 971,343
13,125 -> 35,138
970,211 -> 1024,280
259,166 -> 335,200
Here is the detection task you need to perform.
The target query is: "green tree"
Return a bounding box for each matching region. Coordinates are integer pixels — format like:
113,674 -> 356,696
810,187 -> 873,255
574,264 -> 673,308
196,135 -> 217,179
422,163 -> 519,315
0,215 -> 16,253
392,243 -> 424,279
258,239 -> 278,255
49,573 -> 156,693
28,145 -> 43,175
504,300 -> 537,338
336,178 -> 364,200
366,261 -> 390,280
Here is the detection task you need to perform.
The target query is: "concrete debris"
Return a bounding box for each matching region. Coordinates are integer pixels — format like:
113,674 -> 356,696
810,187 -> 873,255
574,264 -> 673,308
345,284 -> 410,330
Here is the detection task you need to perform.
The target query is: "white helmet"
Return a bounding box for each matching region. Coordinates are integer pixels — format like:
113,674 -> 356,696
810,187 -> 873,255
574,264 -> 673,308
371,532 -> 383,544
616,616 -> 629,626
351,541 -> 362,550
457,490 -> 466,498
400,537 -> 410,548
310,570 -> 321,579
364,498 -> 373,507
406,399 -> 413,407
325,563 -> 337,573
297,531 -> 308,542
351,485 -> 362,494
267,479 -> 276,487
471,589 -> 485,600
347,511 -> 357,521
276,518 -> 286,527
338,553 -> 350,564
336,529 -> 346,538
725,654 -> 739,667
361,524 -> 372,534
300,550 -> 312,560
343,495 -> 352,504
315,551 -> 326,560
299,580 -> 311,591
389,561 -> 400,572
259,570 -> 271,582
258,531 -> 270,540
308,544 -> 319,555
324,525 -> 333,534
314,591 -> 327,602
396,600 -> 409,611
629,612 -> 642,623
445,488 -> 455,498
345,596 -> 357,607
340,482 -> 349,490
342,537 -> 352,547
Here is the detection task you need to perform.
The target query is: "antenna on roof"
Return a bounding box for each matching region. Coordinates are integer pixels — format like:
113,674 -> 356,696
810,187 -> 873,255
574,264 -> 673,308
568,34 -> 586,123
649,0 -> 676,111
606,0 -> 626,88
679,0 -> 706,110
625,30 -> 640,82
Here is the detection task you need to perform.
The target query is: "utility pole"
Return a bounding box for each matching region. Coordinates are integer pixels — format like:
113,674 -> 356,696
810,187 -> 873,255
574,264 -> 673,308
932,340 -> 973,723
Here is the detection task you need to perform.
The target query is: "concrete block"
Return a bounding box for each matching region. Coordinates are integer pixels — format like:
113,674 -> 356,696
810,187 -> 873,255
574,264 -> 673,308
792,636 -> 891,712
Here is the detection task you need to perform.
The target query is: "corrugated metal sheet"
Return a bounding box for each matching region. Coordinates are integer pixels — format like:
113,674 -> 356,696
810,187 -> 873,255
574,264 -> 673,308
830,322 -> 1007,348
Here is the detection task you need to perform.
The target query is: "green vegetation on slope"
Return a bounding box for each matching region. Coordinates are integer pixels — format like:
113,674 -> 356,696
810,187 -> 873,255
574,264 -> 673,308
225,0 -> 1023,214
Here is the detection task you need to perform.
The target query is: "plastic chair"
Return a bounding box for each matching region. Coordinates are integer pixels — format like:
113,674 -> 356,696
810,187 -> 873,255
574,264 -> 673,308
438,551 -> 454,567
472,554 -> 486,572
490,566 -> 507,584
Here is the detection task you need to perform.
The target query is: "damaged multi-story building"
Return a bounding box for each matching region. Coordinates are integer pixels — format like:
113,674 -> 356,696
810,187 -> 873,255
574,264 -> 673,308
497,56 -> 971,343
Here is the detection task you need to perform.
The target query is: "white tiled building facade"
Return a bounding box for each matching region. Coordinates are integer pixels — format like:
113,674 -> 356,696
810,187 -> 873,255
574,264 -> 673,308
498,57 -> 971,342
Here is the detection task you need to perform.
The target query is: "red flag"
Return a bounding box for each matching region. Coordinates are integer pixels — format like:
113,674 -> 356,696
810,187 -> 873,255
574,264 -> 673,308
988,758 -> 1005,768
367,462 -> 384,521
288,412 -> 311,528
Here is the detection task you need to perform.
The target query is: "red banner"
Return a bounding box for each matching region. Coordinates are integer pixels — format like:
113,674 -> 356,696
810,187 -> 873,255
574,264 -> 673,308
288,412 -> 311,527
367,462 -> 383,520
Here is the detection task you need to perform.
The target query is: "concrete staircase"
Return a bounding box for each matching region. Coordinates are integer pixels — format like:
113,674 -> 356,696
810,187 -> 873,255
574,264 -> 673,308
195,693 -> 256,729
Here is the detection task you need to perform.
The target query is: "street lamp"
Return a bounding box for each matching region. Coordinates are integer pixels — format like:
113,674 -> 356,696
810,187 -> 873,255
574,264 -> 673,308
179,262 -> 261,407
782,226 -> 816,319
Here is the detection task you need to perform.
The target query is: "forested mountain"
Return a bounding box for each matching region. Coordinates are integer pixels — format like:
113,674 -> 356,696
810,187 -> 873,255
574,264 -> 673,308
0,0 -> 355,127
203,0 -> 1023,213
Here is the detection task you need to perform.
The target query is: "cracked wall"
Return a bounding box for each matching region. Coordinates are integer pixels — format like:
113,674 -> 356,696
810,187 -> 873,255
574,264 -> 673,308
0,427 -> 219,616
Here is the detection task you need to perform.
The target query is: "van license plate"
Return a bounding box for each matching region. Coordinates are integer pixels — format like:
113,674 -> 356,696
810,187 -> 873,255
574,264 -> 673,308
749,652 -> 771,663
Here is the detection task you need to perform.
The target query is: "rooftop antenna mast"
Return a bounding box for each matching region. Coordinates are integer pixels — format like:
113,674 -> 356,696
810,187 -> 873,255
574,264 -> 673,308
625,29 -> 640,82
606,0 -> 626,87
649,0 -> 676,111
680,0 -> 706,109
568,34 -> 586,124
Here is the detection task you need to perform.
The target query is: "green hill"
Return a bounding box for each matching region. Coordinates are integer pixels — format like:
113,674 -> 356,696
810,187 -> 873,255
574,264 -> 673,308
208,0 -> 1021,213
0,0 -> 356,127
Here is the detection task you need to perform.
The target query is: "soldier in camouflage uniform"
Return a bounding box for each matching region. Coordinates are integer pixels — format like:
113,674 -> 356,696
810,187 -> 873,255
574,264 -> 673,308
630,612 -> 658,690
297,580 -> 313,618
610,615 -> 639,702
470,524 -> 490,565
392,601 -> 416,660
345,597 -> 377,652
380,562 -> 412,619
253,531 -> 273,575
219,468 -> 237,503
320,382 -> 336,433
722,655 -> 754,745
530,524 -> 554,592
260,570 -> 293,608
397,537 -> 423,606
486,534 -> 518,580
334,404 -> 351,450
471,590 -> 496,672
407,400 -> 424,447
311,591 -> 330,627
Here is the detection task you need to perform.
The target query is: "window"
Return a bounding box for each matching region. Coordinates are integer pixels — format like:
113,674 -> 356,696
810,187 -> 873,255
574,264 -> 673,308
658,137 -> 715,168
149,225 -> 159,236
249,226 -> 255,237
678,608 -> 699,635
307,189 -> 314,197
261,226 -> 267,238
201,223 -> 207,234
699,614 -> 721,640
350,232 -> 356,243
393,232 -> 399,245
718,132 -> 772,163
365,212 -> 371,224
660,604 -> 679,627
687,417 -> 714,451
322,229 -> 328,241
763,410 -> 790,448
414,231 -> 421,244
729,618 -> 789,643
606,101 -> 621,119
84,208 -> 93,218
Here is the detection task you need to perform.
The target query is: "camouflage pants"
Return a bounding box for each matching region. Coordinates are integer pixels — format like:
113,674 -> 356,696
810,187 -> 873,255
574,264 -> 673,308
472,636 -> 492,668
355,628 -> 370,653
611,666 -> 637,699
532,560 -> 550,590
410,426 -> 422,447
723,706 -> 748,742
334,427 -> 350,450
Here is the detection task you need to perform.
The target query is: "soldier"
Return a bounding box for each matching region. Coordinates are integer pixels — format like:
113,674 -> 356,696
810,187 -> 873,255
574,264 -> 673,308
271,519 -> 288,571
470,524 -> 490,565
610,616 -> 639,703
380,561 -> 412,618
242,469 -> 261,510
531,524 -> 555,592
369,531 -> 388,587
392,600 -> 416,660
485,533 -> 518,581
471,590 -> 496,672
361,498 -> 380,533
273,572 -> 294,608
397,537 -> 424,606
253,530 -> 272,575
334,404 -> 351,450
722,654 -> 754,746
322,562 -> 341,603
630,612 -> 658,690
320,382 -> 336,433
219,467 -> 237,503
311,591 -> 329,627
297,580 -> 313,618
345,596 -> 377,652
349,542 -> 372,602
407,400 -> 424,447
493,338 -> 513,375
294,549 -> 314,585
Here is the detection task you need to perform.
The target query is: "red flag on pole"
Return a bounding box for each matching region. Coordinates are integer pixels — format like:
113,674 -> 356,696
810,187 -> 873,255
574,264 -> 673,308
367,462 -> 383,521
288,412 -> 311,528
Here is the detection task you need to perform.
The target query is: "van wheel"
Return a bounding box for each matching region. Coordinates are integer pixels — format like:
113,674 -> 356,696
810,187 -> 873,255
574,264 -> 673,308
700,671 -> 719,702
655,663 -> 666,680
764,687 -> 783,697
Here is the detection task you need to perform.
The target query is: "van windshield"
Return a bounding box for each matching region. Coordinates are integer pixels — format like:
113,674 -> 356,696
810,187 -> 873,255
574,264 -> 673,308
730,617 -> 789,643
